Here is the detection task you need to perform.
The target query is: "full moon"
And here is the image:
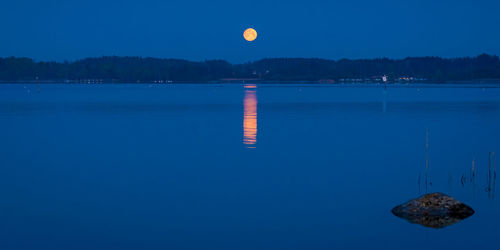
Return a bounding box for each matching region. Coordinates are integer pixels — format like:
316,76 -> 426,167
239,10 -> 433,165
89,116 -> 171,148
243,28 -> 258,42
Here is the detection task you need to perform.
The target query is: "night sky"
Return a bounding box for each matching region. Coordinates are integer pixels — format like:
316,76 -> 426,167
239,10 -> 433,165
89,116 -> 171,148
1,0 -> 499,62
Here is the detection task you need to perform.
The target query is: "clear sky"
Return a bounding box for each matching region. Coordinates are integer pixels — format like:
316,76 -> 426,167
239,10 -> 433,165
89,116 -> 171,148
1,0 -> 499,62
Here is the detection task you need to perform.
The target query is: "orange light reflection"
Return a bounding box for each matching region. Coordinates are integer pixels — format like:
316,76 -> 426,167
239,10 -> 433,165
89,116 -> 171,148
243,85 -> 257,147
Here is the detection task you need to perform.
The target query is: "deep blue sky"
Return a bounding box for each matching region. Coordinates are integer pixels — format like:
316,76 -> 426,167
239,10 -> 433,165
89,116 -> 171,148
1,0 -> 499,62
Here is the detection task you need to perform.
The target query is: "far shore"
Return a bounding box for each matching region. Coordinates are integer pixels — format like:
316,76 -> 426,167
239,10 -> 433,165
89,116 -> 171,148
2,79 -> 500,85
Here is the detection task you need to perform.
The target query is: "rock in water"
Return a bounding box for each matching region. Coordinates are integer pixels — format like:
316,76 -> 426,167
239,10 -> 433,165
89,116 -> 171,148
392,193 -> 474,229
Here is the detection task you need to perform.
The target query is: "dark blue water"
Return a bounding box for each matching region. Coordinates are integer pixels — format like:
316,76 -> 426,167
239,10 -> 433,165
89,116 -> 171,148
1,83 -> 499,249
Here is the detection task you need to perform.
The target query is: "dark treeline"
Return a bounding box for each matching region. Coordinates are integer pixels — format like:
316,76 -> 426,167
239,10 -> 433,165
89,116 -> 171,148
1,54 -> 500,82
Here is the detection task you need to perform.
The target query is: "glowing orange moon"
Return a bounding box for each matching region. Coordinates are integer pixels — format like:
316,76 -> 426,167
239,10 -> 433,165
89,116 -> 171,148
243,28 -> 258,42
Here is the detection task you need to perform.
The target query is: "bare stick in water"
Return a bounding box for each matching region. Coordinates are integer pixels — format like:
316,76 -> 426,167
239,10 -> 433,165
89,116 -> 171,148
488,152 -> 492,198
472,155 -> 476,198
425,128 -> 429,193
494,152 -> 496,179
472,156 -> 476,180
493,152 -> 496,199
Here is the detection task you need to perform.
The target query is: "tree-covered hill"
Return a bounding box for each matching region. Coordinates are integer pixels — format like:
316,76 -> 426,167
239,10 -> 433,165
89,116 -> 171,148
1,54 -> 499,83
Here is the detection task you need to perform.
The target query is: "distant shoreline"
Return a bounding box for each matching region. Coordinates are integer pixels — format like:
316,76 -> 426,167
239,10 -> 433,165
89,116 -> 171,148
2,80 -> 500,85
1,54 -> 500,83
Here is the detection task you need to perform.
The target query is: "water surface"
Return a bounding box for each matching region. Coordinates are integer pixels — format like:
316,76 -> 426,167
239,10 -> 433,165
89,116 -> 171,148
0,83 -> 499,249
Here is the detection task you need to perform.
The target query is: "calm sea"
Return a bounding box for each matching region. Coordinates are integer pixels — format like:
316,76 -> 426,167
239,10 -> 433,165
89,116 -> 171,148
1,83 -> 499,249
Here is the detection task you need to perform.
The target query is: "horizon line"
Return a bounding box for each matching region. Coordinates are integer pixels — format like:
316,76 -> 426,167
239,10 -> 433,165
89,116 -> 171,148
1,53 -> 498,64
